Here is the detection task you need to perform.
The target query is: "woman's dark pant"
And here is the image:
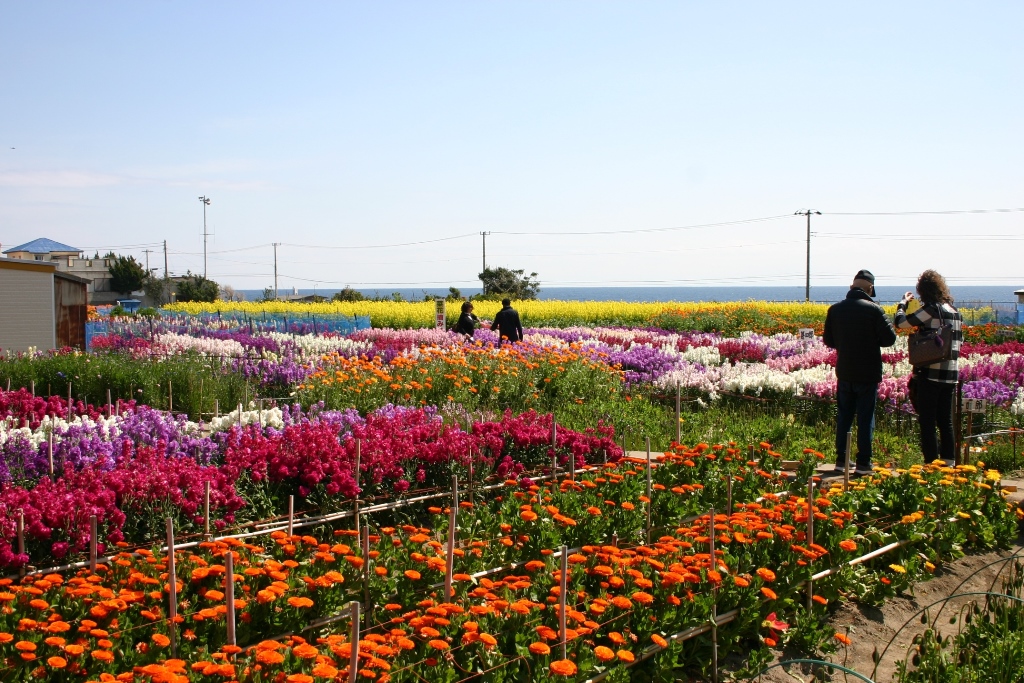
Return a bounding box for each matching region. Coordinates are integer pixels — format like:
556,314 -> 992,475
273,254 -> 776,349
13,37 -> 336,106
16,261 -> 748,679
915,378 -> 955,463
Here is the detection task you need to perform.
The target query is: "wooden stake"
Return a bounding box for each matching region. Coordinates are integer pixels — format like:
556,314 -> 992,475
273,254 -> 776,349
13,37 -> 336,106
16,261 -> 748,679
806,479 -> 815,612
215,399 -> 219,418
89,515 -> 98,572
675,380 -> 681,445
48,432 -> 54,476
166,518 -> 178,656
17,511 -> 25,577
204,481 -> 211,538
844,431 -> 852,489
709,508 -> 718,683
559,544 -> 568,661
726,475 -> 733,517
30,380 -> 34,397
645,437 -> 652,544
67,383 -> 73,420
106,388 -> 112,415
444,476 -> 458,602
354,439 -> 361,536
287,495 -> 295,537
347,602 -> 360,683
225,550 -> 236,646
361,526 -> 371,630
551,417 -> 557,474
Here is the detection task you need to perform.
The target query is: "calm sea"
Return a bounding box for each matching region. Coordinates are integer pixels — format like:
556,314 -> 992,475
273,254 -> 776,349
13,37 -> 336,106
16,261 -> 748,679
241,285 -> 1021,307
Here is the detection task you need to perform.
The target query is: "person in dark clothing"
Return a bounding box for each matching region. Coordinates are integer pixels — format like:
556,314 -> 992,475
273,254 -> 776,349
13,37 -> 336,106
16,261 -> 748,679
454,301 -> 479,338
823,269 -> 898,475
492,298 -> 523,344
894,270 -> 962,466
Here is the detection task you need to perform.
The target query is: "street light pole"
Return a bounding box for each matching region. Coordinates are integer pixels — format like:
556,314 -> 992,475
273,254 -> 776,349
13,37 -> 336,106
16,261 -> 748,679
199,196 -> 211,278
795,210 -> 821,302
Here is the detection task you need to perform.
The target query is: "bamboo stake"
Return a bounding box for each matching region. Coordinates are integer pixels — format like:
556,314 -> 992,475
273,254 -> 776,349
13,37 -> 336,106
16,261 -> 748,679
67,383 -> 73,420
551,416 -> 558,474
726,475 -> 733,517
48,432 -> 54,476
30,380 -> 34,397
106,388 -> 112,415
166,518 -> 178,656
168,380 -> 172,413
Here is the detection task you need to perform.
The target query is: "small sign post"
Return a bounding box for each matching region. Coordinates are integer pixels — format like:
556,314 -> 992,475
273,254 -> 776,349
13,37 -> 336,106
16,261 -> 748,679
435,299 -> 446,330
798,328 -> 815,340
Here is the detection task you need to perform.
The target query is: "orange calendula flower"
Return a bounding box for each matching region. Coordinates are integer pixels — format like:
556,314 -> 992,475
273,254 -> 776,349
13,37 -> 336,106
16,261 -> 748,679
529,642 -> 551,656
760,587 -> 777,600
651,634 -> 669,648
429,639 -> 450,651
756,568 -> 776,583
287,597 -> 314,608
617,649 -> 635,662
835,633 -> 852,646
405,570 -> 421,581
595,645 -> 615,661
839,540 -> 858,552
550,659 -> 578,676
47,656 -> 68,668
152,634 -> 171,648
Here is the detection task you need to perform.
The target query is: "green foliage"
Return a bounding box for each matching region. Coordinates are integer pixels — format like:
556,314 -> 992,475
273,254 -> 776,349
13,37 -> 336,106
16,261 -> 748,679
446,286 -> 463,301
137,307 -> 159,318
261,286 -> 276,302
142,274 -> 170,305
108,255 -> 147,295
332,286 -> 366,302
176,271 -> 220,303
478,266 -> 540,300
0,353 -> 252,419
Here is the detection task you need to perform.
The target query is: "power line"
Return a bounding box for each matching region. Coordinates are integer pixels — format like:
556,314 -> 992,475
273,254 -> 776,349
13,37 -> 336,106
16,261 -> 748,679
826,207 -> 1024,216
281,233 -> 477,250
818,233 -> 1024,241
490,214 -> 791,236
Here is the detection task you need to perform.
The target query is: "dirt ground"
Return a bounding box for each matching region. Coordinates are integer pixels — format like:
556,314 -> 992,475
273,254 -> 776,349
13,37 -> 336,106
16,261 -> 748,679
747,541 -> 1024,683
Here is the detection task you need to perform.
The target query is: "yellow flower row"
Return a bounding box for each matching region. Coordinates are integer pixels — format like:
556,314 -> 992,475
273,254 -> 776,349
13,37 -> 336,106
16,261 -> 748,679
164,299 -> 843,329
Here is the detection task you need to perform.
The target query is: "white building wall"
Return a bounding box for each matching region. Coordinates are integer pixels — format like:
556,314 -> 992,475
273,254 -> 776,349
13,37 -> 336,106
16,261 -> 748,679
0,263 -> 56,353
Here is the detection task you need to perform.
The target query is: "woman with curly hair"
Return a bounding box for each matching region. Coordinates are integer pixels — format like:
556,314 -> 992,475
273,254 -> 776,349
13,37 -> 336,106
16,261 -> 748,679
894,270 -> 963,465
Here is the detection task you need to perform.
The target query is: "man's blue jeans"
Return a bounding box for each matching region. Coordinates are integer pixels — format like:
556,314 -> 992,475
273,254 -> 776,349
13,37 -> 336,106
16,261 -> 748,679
835,381 -> 878,471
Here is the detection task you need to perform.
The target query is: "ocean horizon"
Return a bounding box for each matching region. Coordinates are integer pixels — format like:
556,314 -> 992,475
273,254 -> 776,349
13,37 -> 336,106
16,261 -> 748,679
238,285 -> 1022,307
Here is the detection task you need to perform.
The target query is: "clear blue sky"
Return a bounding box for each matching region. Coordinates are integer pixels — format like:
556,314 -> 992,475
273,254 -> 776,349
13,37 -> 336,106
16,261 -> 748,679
2,2 -> 1021,292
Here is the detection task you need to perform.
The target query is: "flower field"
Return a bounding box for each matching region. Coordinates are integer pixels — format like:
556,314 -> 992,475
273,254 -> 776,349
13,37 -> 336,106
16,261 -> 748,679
1,303 -> 1024,681
0,440 -> 1016,682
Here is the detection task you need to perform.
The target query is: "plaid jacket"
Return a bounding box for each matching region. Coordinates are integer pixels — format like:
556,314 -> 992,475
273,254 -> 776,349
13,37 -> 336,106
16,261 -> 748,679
894,302 -> 962,384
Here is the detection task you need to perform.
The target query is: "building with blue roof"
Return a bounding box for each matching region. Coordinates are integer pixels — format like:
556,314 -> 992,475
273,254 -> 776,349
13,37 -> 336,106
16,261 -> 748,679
3,238 -> 82,260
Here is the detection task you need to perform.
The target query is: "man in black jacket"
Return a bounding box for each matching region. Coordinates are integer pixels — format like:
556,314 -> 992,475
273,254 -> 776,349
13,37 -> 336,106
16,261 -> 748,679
492,298 -> 523,345
823,269 -> 897,475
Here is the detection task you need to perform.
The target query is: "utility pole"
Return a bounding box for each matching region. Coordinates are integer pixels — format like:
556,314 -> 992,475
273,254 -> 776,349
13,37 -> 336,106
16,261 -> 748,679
795,210 -> 820,302
163,240 -> 169,279
143,248 -> 153,274
199,196 -> 211,278
272,243 -> 281,300
480,231 -> 491,272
